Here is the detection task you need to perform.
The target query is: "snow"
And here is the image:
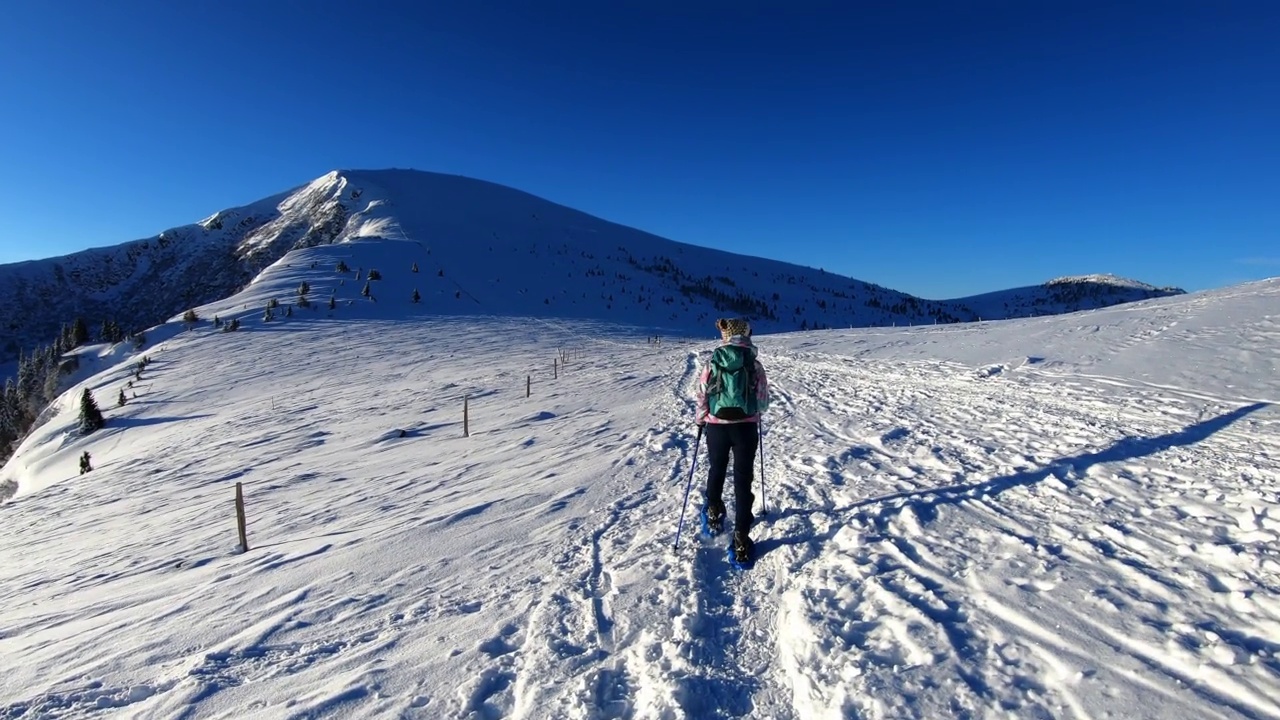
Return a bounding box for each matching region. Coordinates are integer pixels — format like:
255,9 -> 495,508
1044,273 -> 1164,290
0,167 -> 1186,369
1,260 -> 1277,718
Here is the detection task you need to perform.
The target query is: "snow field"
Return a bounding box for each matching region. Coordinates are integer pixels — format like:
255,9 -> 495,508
1,277 -> 1277,719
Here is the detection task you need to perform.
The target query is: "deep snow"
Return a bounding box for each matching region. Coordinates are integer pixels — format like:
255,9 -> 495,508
0,271 -> 1276,719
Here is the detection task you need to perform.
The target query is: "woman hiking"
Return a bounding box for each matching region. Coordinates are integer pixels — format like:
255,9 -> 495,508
694,318 -> 770,564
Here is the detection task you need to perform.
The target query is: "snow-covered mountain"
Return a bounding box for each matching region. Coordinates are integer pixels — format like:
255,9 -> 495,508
0,169 -> 1182,363
955,273 -> 1187,321
1,265 -> 1277,717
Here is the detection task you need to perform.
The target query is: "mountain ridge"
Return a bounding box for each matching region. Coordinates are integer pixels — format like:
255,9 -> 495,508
0,168 -> 1184,362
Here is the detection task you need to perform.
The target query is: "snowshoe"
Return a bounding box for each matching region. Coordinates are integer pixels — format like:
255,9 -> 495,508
700,507 -> 724,537
729,531 -> 755,570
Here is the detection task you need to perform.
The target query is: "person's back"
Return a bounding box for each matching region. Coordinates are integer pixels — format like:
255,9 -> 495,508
695,318 -> 770,563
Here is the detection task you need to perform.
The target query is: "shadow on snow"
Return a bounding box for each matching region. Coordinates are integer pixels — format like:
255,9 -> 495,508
758,402 -> 1271,556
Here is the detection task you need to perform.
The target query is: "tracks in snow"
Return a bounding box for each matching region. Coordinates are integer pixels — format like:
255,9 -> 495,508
764,350 -> 1279,720
449,341 -> 1278,719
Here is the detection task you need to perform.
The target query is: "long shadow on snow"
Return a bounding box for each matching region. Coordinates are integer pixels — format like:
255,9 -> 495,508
673,539 -> 761,718
109,414 -> 217,429
756,402 -> 1270,559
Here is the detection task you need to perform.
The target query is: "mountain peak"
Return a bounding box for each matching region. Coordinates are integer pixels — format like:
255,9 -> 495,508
0,170 -> 1184,365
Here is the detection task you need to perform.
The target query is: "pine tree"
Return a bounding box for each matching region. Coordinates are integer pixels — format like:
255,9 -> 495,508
79,388 -> 105,435
328,295 -> 336,310
71,317 -> 90,347
79,451 -> 92,475
118,388 -> 127,407
298,281 -> 310,297
183,308 -> 199,328
368,269 -> 382,281
336,260 -> 350,273
41,347 -> 65,404
412,262 -> 419,273
0,379 -> 18,453
412,289 -> 421,303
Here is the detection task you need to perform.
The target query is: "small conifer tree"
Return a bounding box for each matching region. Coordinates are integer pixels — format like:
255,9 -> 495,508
412,262 -> 419,273
79,451 -> 93,475
368,269 -> 382,281
286,305 -> 294,317
183,309 -> 199,328
72,317 -> 90,347
412,289 -> 421,303
79,388 -> 105,434
336,260 -> 350,273
328,295 -> 337,310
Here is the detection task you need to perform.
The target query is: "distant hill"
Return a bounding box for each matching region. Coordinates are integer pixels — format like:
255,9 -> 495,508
955,273 -> 1186,321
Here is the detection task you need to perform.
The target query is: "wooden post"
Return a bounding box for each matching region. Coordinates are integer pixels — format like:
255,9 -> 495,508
234,482 -> 249,553
526,375 -> 531,398
464,395 -> 470,437
554,359 -> 558,379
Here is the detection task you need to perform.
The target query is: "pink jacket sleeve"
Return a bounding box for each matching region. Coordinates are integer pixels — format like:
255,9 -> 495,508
695,364 -> 711,424
754,360 -> 770,413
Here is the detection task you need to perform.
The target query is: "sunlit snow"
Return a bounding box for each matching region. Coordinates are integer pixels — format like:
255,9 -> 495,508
1,234 -> 1276,718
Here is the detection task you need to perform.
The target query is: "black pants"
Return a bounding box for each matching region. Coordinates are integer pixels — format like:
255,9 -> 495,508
703,421 -> 759,536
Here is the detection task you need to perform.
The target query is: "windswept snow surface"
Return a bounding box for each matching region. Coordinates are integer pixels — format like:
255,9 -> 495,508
1,278 -> 1278,719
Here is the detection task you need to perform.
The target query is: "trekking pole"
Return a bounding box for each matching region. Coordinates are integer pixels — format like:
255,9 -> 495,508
758,420 -> 768,516
673,424 -> 705,550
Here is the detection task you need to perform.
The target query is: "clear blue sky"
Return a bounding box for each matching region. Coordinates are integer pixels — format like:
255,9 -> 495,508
1,1 -> 1276,298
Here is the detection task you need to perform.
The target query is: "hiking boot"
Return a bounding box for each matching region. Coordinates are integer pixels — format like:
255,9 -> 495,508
702,507 -> 725,535
732,531 -> 754,564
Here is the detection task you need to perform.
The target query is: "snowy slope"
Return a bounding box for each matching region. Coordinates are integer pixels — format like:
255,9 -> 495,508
1,169 -> 1179,366
953,273 -> 1185,321
1,274 -> 1276,718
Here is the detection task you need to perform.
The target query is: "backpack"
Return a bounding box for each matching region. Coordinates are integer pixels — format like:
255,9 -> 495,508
707,344 -> 758,420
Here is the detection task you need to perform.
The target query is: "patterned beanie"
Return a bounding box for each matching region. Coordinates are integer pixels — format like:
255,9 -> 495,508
717,317 -> 751,341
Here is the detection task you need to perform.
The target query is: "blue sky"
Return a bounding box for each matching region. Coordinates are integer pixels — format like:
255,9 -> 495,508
0,1 -> 1276,298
